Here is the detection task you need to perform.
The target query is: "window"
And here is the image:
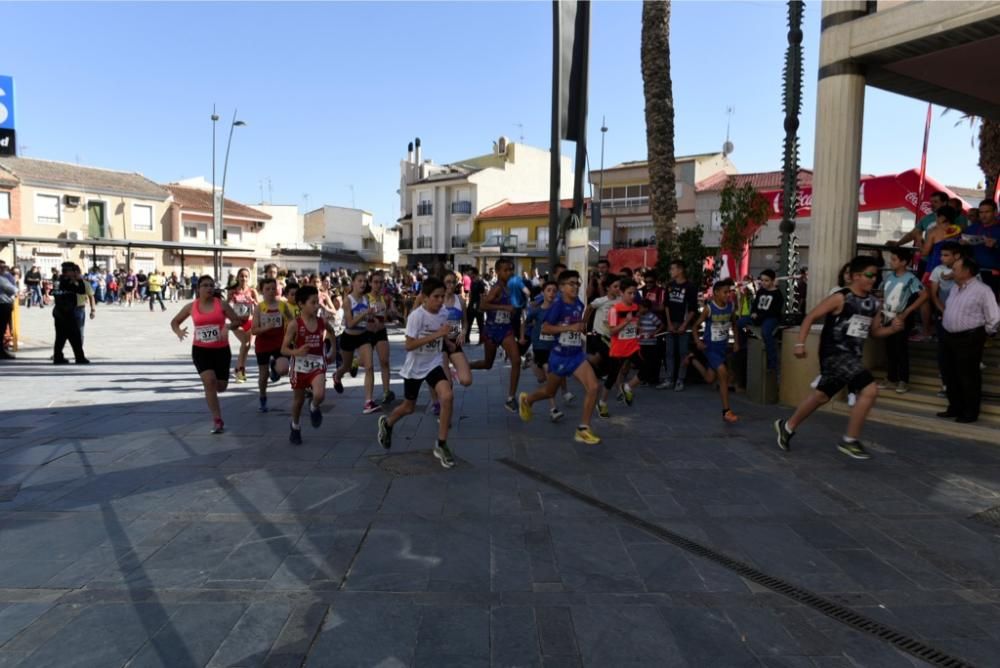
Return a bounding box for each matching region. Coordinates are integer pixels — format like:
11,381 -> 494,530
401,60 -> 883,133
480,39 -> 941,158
536,226 -> 549,246
510,227 -> 528,247
224,226 -> 242,244
0,191 -> 9,219
36,194 -> 61,224
183,225 -> 198,239
132,204 -> 154,231
710,210 -> 722,231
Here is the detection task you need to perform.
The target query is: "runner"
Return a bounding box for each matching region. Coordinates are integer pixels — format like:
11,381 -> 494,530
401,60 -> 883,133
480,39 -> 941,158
518,270 -> 601,444
686,279 -> 740,423
469,259 -> 522,412
251,277 -> 293,413
523,279 -> 565,421
775,255 -> 904,460
601,278 -> 643,413
332,271 -> 380,413
281,285 -> 338,445
170,275 -> 244,434
377,277 -> 458,469
227,268 -> 258,383
441,271 -> 474,389
123,271 -> 137,307
585,273 -> 620,416
366,271 -> 397,406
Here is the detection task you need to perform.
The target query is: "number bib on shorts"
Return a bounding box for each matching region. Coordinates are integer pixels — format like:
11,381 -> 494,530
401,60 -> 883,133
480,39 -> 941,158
195,324 -> 223,344
845,314 -> 871,339
293,354 -> 324,374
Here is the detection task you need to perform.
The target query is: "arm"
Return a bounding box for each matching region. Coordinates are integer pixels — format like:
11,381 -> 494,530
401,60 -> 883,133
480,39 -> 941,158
892,228 -> 922,248
280,321 -> 306,357
250,305 -> 266,335
692,306 -> 710,349
170,303 -> 193,340
680,289 -> 699,332
404,324 -> 451,351
929,278 -> 945,313
608,309 -> 633,336
792,293 -> 844,357
481,285 -> 512,311
898,286 -> 928,322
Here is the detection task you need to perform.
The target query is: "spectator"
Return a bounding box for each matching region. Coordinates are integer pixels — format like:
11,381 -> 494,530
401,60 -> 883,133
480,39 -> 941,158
148,270 -> 166,311
880,247 -> 927,393
25,265 -> 43,307
890,190 -> 949,247
52,262 -> 88,364
961,199 -> 1000,300
0,261 -> 15,360
749,269 -> 784,372
948,197 -> 970,229
938,256 -> 1000,423
929,241 -> 961,398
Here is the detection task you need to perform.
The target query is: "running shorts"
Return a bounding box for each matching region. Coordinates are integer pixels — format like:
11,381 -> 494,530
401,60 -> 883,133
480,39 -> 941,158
443,337 -> 463,356
192,346 -> 232,380
368,328 -> 389,346
484,325 -> 513,345
340,331 -> 369,352
815,353 -> 874,398
255,349 -> 286,368
534,348 -> 551,368
587,333 -> 610,357
403,365 -> 449,401
548,350 -> 586,378
290,354 -> 327,390
704,344 -> 728,370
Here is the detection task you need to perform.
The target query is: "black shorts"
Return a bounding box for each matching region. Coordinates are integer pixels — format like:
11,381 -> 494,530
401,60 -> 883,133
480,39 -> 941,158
587,333 -> 610,357
443,337 -> 463,356
340,331 -> 370,352
255,349 -> 286,367
816,354 -> 874,398
534,348 -> 551,368
192,346 -> 232,380
368,328 -> 389,345
403,365 -> 449,401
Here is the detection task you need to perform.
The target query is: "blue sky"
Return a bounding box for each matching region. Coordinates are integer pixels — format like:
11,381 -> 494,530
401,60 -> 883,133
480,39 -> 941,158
3,1 -> 985,227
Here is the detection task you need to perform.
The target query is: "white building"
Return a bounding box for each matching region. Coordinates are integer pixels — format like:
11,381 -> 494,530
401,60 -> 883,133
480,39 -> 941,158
303,204 -> 399,268
397,136 -> 573,268
253,203 -> 304,268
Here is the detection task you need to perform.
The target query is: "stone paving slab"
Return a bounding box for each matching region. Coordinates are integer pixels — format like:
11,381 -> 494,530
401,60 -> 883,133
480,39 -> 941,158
0,307 -> 998,665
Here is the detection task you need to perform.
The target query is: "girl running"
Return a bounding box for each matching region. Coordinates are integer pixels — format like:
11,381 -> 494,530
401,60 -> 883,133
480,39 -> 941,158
442,271 -> 474,388
366,271 -> 397,406
228,268 -> 258,382
170,275 -> 244,434
251,277 -> 293,413
332,272 -> 379,413
281,285 -> 339,445
687,279 -> 740,423
469,258 -> 522,412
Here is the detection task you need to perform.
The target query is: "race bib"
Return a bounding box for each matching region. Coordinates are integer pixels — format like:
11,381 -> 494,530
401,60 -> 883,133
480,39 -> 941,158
845,314 -> 872,338
294,354 -> 324,374
710,321 -> 729,342
422,336 -> 442,353
494,310 -> 511,325
620,322 -> 638,340
449,321 -> 462,339
371,301 -> 386,319
539,332 -> 556,342
261,312 -> 283,330
233,302 -> 251,317
558,330 -> 582,347
194,324 -> 223,344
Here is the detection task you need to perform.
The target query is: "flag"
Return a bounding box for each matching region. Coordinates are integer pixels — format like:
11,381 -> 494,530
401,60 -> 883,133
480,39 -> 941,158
555,1 -> 590,142
916,103 -> 932,214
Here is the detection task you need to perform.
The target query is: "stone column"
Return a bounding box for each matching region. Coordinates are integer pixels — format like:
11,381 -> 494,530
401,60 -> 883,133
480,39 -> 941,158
808,0 -> 868,309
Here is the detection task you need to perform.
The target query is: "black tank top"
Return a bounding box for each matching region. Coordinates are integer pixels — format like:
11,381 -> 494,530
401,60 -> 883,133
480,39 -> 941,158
819,288 -> 878,359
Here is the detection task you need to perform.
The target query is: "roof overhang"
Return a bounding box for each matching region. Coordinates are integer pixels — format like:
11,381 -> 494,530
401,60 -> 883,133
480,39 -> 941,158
0,235 -> 255,254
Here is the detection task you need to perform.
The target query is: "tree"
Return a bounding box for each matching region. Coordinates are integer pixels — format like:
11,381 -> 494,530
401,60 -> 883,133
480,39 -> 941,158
944,113 -> 1000,197
717,179 -> 771,274
642,0 -> 678,253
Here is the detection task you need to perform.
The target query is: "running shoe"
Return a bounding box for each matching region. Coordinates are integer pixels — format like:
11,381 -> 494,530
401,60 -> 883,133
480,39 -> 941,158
432,401 -> 441,417
518,392 -> 532,422
656,380 -> 672,390
895,381 -> 910,394
382,390 -> 396,405
574,426 -> 601,445
774,419 -> 793,452
268,358 -> 280,382
674,380 -> 685,392
289,424 -> 303,446
434,443 -> 456,469
332,372 -> 344,394
53,357 -> 70,365
258,398 -> 269,413
350,358 -> 359,377
549,407 -> 564,423
597,401 -> 610,419
211,418 -> 225,434
377,415 -> 393,450
876,380 -> 890,390
622,385 -> 634,407
504,397 -> 517,413
615,389 -> 625,403
563,391 -> 575,405
838,439 -> 871,460
723,409 -> 739,423
76,358 -> 91,364
236,368 -> 247,383
309,403 -> 323,428
847,392 -> 857,407
363,400 -> 381,415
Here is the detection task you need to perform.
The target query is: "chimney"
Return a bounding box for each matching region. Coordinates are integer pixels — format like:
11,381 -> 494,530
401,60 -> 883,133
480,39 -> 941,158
407,142 -> 414,163
414,137 -> 422,167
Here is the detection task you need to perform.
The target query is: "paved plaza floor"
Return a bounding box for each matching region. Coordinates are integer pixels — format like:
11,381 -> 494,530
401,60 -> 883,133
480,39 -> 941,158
1,305 -> 999,667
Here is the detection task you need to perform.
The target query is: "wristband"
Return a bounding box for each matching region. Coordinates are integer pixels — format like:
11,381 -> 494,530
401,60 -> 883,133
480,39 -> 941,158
794,343 -> 805,348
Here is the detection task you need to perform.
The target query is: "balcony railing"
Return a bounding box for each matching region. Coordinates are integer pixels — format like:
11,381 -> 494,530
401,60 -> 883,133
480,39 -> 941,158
399,238 -> 413,250
601,197 -> 649,210
450,201 -> 472,215
450,235 -> 469,248
613,237 -> 657,249
480,234 -> 519,254
416,235 -> 433,249
416,202 -> 433,216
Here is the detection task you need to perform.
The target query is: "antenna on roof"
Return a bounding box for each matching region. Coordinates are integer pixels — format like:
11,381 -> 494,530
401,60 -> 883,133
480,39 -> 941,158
514,122 -> 524,144
723,106 -> 735,157
267,178 -> 272,204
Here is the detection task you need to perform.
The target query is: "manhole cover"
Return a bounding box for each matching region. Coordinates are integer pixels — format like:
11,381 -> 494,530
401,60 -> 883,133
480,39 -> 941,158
0,484 -> 20,501
369,450 -> 466,476
969,505 -> 1000,529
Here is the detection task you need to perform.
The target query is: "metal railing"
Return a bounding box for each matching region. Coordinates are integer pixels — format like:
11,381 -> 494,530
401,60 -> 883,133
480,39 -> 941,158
450,201 -> 472,215
451,235 -> 469,248
417,235 -> 433,249
398,238 -> 413,250
416,203 -> 433,216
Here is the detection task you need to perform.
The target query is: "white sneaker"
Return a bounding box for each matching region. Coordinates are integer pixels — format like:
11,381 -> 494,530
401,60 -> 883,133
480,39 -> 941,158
563,392 -> 574,405
895,381 -> 910,394
656,380 -> 671,390
674,380 -> 685,392
549,407 -> 564,422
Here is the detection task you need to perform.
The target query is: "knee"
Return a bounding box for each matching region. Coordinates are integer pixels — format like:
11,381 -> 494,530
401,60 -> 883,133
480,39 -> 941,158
459,374 -> 472,387
217,381 -> 228,393
859,384 -> 878,401
437,386 -> 454,403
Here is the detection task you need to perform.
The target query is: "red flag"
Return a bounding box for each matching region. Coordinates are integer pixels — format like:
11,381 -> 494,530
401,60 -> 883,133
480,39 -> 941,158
916,103 -> 932,216
994,170 -> 1000,208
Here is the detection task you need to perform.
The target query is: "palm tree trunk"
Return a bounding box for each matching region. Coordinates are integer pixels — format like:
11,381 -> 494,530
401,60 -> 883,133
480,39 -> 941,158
642,0 -> 678,252
980,118 -> 1000,197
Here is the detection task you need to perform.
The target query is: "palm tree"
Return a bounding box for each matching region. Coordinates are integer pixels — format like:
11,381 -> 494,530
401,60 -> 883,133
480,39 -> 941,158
641,0 -> 678,252
945,113 -> 1000,196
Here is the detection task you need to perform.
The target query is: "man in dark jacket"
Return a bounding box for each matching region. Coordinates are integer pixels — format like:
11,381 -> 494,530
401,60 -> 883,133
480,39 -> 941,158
52,262 -> 89,364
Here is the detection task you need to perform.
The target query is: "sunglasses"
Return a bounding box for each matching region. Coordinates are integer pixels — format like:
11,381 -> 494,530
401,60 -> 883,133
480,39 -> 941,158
861,272 -> 877,279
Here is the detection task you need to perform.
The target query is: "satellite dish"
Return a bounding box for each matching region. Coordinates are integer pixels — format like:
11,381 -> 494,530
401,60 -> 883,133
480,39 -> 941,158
723,141 -> 735,156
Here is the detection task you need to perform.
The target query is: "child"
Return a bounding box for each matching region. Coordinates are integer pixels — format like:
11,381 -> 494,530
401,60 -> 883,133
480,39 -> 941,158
687,279 -> 740,423
523,280 -> 565,421
637,298 -> 665,385
469,258 -> 523,412
775,255 -> 903,460
749,269 -> 784,372
377,277 -> 458,469
928,241 -> 961,397
880,247 -> 927,394
251,277 -> 293,412
601,278 -> 643,412
281,285 -> 338,445
518,271 -> 602,445
332,272 -> 379,413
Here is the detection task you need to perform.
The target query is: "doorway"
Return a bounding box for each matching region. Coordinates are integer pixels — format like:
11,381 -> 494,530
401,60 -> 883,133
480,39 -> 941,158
87,201 -> 107,238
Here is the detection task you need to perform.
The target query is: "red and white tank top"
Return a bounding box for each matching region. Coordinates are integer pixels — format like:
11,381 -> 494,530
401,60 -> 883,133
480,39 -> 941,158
292,316 -> 326,375
230,289 -> 256,320
191,298 -> 228,349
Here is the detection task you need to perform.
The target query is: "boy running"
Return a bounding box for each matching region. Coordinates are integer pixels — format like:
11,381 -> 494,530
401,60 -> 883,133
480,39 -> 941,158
687,279 -> 740,423
600,278 -> 643,414
251,277 -> 293,412
281,285 -> 339,445
775,255 -> 904,460
377,277 -> 458,469
518,271 -> 601,445
469,259 -> 522,412
523,280 -> 565,421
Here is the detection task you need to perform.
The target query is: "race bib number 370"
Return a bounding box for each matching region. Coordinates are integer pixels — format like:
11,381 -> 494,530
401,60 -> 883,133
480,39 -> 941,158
195,325 -> 222,344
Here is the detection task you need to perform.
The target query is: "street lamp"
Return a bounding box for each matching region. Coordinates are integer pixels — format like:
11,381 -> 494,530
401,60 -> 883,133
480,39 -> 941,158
216,110 -> 246,278
211,106 -> 220,260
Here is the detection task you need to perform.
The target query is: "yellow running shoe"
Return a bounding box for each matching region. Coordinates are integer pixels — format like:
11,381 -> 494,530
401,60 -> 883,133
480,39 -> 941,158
518,392 -> 532,422
574,426 -> 601,445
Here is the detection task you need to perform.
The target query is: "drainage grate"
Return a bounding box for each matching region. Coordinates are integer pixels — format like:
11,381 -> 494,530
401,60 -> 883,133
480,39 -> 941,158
370,450 -> 464,477
969,505 -> 1000,529
0,484 -> 20,501
498,457 -> 976,668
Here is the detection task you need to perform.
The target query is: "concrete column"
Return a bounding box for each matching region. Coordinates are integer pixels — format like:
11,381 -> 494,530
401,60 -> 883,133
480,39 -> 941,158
808,0 -> 868,310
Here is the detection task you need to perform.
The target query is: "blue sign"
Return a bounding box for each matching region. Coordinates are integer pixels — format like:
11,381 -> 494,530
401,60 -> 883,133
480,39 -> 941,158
0,76 -> 13,130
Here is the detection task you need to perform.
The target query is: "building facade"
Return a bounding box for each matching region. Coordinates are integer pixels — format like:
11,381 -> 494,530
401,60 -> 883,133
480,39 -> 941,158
471,198 -> 590,275
253,203 -> 304,269
397,136 -> 573,270
303,204 -> 399,269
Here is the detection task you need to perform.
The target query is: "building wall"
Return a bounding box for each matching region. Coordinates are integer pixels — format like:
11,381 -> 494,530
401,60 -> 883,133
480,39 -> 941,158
0,183 -> 20,237
254,204 -> 303,260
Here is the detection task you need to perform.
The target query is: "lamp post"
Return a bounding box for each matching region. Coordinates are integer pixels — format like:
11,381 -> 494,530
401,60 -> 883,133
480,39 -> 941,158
217,109 -> 246,278
211,106 -> 220,277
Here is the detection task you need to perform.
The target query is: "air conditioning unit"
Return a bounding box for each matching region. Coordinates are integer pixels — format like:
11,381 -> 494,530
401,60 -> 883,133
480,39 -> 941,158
66,231 -> 81,241
65,195 -> 81,207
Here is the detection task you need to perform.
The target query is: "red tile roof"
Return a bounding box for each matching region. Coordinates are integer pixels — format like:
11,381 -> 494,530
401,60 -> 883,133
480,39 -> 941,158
166,185 -> 271,219
696,169 -> 813,192
477,198 -> 590,220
